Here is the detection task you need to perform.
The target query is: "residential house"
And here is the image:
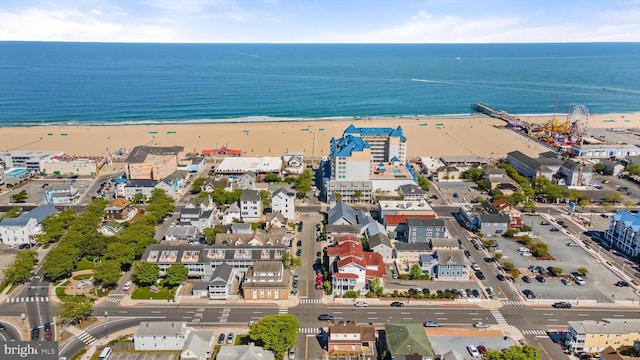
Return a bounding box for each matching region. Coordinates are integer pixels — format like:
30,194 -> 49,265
419,254 -> 438,277
99,220 -> 125,237
186,195 -> 216,212
378,200 -> 435,220
394,242 -> 432,273
492,198 -> 523,229
328,322 -> 376,358
271,187 -> 295,220
241,261 -> 289,300
104,198 -> 134,221
477,214 -> 510,235
483,167 -> 519,193
265,212 -> 288,230
216,345 -> 274,360
0,204 -> 57,247
325,224 -> 361,244
179,330 -> 214,360
124,179 -> 176,201
181,157 -> 206,173
404,218 -> 446,243
328,236 -> 387,296
237,171 -> 256,190
45,183 -> 80,205
383,214 -> 437,234
163,226 -> 199,242
282,151 -> 305,175
430,238 -> 459,250
383,323 -> 435,360
419,156 -> 445,177
230,223 -> 253,235
566,318 -> 640,354
397,184 -> 427,201
240,190 -> 262,222
179,208 -> 215,231
192,263 -> 238,300
599,160 -> 625,177
436,165 -> 460,181
327,201 -> 385,239
202,176 -> 232,192
435,249 -> 468,280
133,321 -> 190,351
366,233 -> 394,263
221,203 -> 241,224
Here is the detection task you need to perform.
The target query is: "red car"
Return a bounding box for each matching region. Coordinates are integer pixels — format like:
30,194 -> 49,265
478,345 -> 487,355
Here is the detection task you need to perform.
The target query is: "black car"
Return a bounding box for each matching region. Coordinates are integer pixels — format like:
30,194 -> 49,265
44,323 -> 52,341
536,275 -> 546,283
422,288 -> 430,295
318,314 -> 334,321
296,249 -> 302,256
0,323 -> 6,331
475,271 -> 485,280
522,276 -> 532,283
464,250 -> 471,258
522,289 -> 535,299
496,274 -> 505,281
316,223 -> 321,230
218,333 -> 226,344
552,302 -> 572,309
615,281 -> 630,287
31,327 -> 39,340
472,289 -> 480,297
390,301 -> 405,307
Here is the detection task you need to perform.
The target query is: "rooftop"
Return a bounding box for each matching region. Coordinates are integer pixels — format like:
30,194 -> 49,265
126,145 -> 184,163
215,157 -> 283,174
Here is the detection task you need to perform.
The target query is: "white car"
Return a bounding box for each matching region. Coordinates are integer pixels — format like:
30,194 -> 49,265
354,301 -> 368,307
473,321 -> 489,328
288,347 -> 295,360
467,345 -> 481,358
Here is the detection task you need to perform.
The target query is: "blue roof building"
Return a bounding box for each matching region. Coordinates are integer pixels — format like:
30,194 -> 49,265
605,210 -> 640,257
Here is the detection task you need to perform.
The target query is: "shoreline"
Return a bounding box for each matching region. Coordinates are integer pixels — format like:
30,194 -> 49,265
2,112 -> 640,160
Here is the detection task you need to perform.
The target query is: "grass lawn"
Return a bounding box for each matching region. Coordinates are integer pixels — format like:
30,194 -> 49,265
74,258 -> 97,271
55,281 -> 70,300
131,286 -> 172,300
0,281 -> 8,294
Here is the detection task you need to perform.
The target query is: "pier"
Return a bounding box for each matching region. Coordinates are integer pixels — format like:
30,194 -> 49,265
471,102 -> 520,123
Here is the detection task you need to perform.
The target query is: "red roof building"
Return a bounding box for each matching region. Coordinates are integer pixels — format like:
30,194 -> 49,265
201,146 -> 242,156
330,235 -> 387,296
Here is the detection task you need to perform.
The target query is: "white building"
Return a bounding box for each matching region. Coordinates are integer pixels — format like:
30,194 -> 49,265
605,210 -> 640,257
271,187 -> 295,220
240,190 -> 262,222
134,321 -> 190,351
0,204 -> 57,246
214,157 -> 283,175
282,151 -> 305,174
1,150 -> 64,172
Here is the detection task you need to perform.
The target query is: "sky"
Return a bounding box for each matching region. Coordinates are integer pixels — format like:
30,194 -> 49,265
1,0 -> 639,43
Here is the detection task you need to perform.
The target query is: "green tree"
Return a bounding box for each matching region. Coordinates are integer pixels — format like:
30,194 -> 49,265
484,345 -> 540,360
417,175 -> 430,191
58,296 -> 94,324
353,190 -> 363,200
494,253 -> 503,261
3,250 -> 38,284
43,245 -> 80,280
190,177 -> 206,194
507,191 -> 526,205
131,261 -> 160,287
522,201 -> 537,214
605,192 -> 624,204
344,290 -> 360,298
531,243 -> 549,257
334,193 -> 343,202
295,170 -> 312,196
502,261 -> 515,271
36,209 -> 76,244
259,190 -> 271,207
93,260 -> 122,288
626,164 -> 640,176
593,163 -> 606,173
202,227 -> 226,245
548,267 -> 563,276
368,277 -> 383,297
10,190 -> 28,203
249,315 -> 300,360
409,263 -> 423,280
104,242 -> 136,269
461,167 -> 483,181
281,252 -> 302,269
162,264 -> 188,288
1,207 -> 23,220
577,267 -> 589,276
131,193 -> 146,204
263,172 -> 281,183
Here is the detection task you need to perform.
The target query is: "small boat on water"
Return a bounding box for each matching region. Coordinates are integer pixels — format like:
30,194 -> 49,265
455,57 -> 461,60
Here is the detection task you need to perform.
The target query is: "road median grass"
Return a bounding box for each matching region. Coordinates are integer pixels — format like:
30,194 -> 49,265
131,286 -> 172,300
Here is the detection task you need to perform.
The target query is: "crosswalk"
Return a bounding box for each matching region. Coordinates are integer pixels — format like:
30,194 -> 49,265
278,308 -> 289,314
299,327 -> 320,334
502,300 -> 524,306
6,296 -> 49,303
77,331 -> 97,345
104,296 -> 121,303
521,329 -> 548,336
299,298 -> 322,305
490,309 -> 508,325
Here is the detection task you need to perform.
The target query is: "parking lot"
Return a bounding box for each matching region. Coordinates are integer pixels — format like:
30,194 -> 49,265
435,182 -> 488,206
0,179 -> 93,206
494,214 -> 638,303
427,328 -> 515,357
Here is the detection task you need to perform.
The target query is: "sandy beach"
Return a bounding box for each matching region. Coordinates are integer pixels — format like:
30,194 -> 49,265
2,113 -> 639,159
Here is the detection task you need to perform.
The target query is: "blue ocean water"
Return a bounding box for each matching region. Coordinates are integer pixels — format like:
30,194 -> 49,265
0,42 -> 639,126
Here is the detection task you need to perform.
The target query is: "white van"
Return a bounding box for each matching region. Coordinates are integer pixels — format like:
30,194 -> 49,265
467,345 -> 481,358
571,273 -> 586,286
123,281 -> 132,291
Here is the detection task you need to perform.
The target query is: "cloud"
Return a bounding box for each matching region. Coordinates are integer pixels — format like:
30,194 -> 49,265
0,7 -> 181,42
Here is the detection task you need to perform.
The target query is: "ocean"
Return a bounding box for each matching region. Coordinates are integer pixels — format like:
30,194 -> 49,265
0,42 -> 639,127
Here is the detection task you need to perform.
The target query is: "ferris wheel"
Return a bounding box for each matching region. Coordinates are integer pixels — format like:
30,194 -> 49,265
568,104 -> 589,138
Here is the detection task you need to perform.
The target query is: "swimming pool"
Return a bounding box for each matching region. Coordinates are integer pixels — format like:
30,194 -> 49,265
5,168 -> 27,178
392,168 -> 402,174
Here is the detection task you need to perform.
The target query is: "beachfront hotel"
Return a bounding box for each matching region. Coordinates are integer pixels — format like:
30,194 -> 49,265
125,145 -> 185,181
323,125 -> 416,203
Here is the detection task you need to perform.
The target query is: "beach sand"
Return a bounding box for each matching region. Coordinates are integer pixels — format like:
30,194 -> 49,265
2,113 -> 639,159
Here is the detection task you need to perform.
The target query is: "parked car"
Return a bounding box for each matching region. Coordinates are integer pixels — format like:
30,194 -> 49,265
522,276 -> 532,283
552,302 -> 572,309
536,275 -> 546,283
31,327 -> 40,340
550,227 -> 560,232
218,333 -> 226,344
318,314 -> 334,321
226,333 -> 234,344
390,301 -> 405,307
475,271 -> 485,280
44,323 -> 52,341
423,321 -> 439,328
615,281 -> 630,287
473,322 -> 488,329
522,289 -> 535,299
496,274 -> 505,281
354,301 -> 368,307
478,345 -> 487,356
288,347 -> 296,360
561,278 -> 571,286
467,345 -> 481,358
540,221 -> 550,225
296,249 -> 302,256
